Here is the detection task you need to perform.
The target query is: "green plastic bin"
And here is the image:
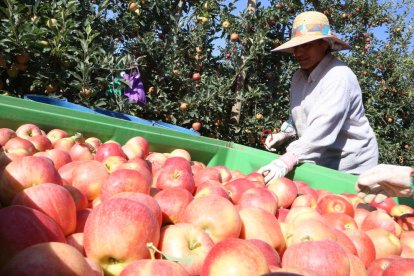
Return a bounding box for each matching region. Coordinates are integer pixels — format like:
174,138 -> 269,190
0,95 -> 412,205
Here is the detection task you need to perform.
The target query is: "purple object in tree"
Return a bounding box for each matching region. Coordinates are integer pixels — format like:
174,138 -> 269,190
121,68 -> 147,105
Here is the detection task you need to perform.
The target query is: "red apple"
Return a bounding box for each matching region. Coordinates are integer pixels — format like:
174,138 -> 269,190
239,207 -> 286,256
84,137 -> 102,151
67,232 -> 86,256
245,171 -> 266,187
100,169 -> 151,202
213,165 -> 233,183
75,208 -> 92,233
116,157 -> 152,185
195,184 -> 230,200
158,222 -> 214,275
347,253 -> 367,276
34,148 -> 72,170
354,205 -> 372,228
53,133 -> 83,152
70,142 -> 95,161
120,259 -> 188,276
341,193 -> 365,207
122,136 -> 150,160
193,167 -> 222,187
332,229 -> 358,255
84,197 -> 160,275
224,178 -> 256,204
0,155 -> 62,205
367,257 -> 400,276
0,127 -> 17,146
286,218 -> 337,247
63,184 -> 89,211
369,197 -> 396,214
322,212 -> 358,231
290,193 -> 317,208
154,187 -> 194,225
27,134 -> 53,152
101,155 -> 128,173
201,238 -> 270,276
94,141 -> 127,162
11,183 -> 77,236
0,137 -> 37,169
246,239 -> 281,269
0,205 -> 66,267
146,152 -> 168,175
163,156 -> 192,170
71,160 -> 109,201
1,242 -> 94,275
180,195 -> 242,243
361,210 -> 402,237
15,123 -> 43,139
382,258 -> 414,275
316,194 -> 355,217
58,160 -> 89,185
343,229 -> 376,268
169,148 -> 191,161
365,228 -> 402,259
276,208 -> 290,222
156,165 -> 195,194
284,206 -> 325,230
266,177 -> 298,209
282,240 -> 350,276
46,128 -> 69,146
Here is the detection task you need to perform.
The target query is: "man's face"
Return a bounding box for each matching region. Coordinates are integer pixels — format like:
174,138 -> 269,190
293,39 -> 330,74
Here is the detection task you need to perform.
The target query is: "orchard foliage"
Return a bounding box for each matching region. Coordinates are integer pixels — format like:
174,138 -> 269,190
0,0 -> 413,166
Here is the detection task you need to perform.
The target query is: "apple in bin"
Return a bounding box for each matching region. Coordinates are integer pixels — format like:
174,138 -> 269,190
84,197 -> 160,276
34,148 -> 72,170
179,195 -> 242,243
70,142 -> 95,161
361,210 -> 402,237
322,212 -> 358,231
195,184 -> 230,200
75,208 -> 92,233
71,160 -> 108,201
94,141 -> 127,162
146,152 -> 168,175
366,256 -> 400,276
158,222 -> 214,275
11,183 -> 77,236
120,259 -> 189,276
153,187 -> 194,225
343,229 -> 376,269
0,155 -> 63,205
27,134 -> 53,152
58,160 -> 89,185
201,238 -> 270,276
46,128 -> 69,146
369,197 -> 396,213
287,218 -> 337,248
366,228 -> 402,259
246,239 -> 281,270
224,178 -> 256,204
0,136 -> 37,167
156,164 -> 195,194
282,240 -> 351,276
266,177 -> 298,209
0,205 -> 66,267
1,242 -> 94,276
122,136 -> 149,160
382,257 -> 414,275
101,155 -> 128,173
193,167 -> 222,187
67,232 -> 86,256
15,123 -> 43,139
0,127 -> 17,146
316,194 -> 355,217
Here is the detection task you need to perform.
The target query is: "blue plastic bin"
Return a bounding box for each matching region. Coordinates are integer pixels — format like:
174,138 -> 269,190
24,94 -> 96,114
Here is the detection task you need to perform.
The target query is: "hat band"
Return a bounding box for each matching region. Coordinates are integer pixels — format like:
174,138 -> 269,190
292,23 -> 331,38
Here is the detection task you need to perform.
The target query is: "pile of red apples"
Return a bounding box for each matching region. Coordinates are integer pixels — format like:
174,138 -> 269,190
0,123 -> 414,276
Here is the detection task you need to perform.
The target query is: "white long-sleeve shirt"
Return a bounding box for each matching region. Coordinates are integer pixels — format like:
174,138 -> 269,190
286,53 -> 378,174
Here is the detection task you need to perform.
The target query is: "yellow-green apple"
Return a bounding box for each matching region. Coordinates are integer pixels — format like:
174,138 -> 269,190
239,207 -> 286,256
366,256 -> 400,276
180,195 -> 242,243
0,137 -> 37,169
0,127 -> 17,146
101,155 -> 128,173
120,259 -> 189,276
1,242 -> 94,275
63,184 -> 89,211
58,160 -> 89,185
156,164 -> 195,194
0,155 -> 62,205
246,239 -> 281,271
347,253 -> 367,276
369,197 -> 396,214
331,229 -> 358,255
72,160 -> 109,201
100,169 -> 151,202
27,134 -> 53,152
169,148 -> 191,161
290,193 -> 317,208
212,165 -> 232,183
83,197 -> 160,275
390,204 -> 414,218
223,178 -> 256,204
286,218 -> 337,247
316,194 -> 355,217
158,222 -> 214,275
201,238 -> 270,276
122,136 -> 150,160
69,142 -> 96,161
245,171 -> 266,187
15,123 -> 43,139
0,205 -> 66,267
282,240 -> 350,276
193,167 -> 222,187
154,187 -> 194,225
46,128 -> 69,146
11,182 -> 77,236
382,258 -> 414,275
322,212 -> 358,231
195,184 -> 230,200
266,177 -> 298,209
112,192 -> 162,227
365,228 -> 402,259
34,148 -> 72,170
67,232 -> 85,256
94,141 -> 127,162
361,210 -> 402,237
343,229 -> 376,268
75,208 -> 92,233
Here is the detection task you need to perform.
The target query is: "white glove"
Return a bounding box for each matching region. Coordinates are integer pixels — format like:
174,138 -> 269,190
355,164 -> 414,203
257,159 -> 289,183
264,119 -> 296,152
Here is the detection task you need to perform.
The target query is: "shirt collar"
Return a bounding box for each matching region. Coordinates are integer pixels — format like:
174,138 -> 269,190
300,53 -> 333,83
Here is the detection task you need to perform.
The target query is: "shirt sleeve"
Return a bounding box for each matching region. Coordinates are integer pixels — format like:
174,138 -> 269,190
286,70 -> 352,161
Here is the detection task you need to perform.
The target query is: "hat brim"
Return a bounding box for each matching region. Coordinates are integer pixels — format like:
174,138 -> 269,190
271,34 -> 352,53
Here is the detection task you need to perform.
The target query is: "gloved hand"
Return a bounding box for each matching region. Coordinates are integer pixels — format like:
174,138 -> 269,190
258,152 -> 298,184
355,164 -> 414,203
264,119 -> 296,152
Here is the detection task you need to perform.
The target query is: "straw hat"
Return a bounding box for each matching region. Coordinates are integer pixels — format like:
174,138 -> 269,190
272,11 -> 352,53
